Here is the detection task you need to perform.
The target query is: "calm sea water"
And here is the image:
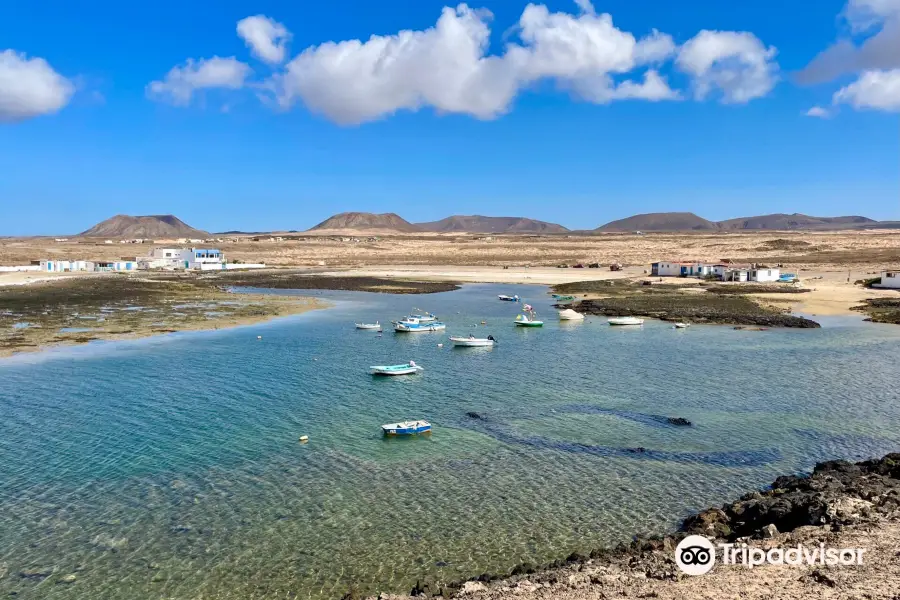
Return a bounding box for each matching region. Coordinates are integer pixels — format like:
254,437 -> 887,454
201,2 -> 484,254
1,283 -> 899,598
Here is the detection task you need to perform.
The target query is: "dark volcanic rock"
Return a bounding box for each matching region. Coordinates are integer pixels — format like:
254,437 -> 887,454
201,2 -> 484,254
681,453 -> 900,540
465,412 -> 485,420
574,296 -> 820,328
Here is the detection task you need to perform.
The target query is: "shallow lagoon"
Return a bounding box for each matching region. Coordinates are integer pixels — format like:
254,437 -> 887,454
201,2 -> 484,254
1,283 -> 899,599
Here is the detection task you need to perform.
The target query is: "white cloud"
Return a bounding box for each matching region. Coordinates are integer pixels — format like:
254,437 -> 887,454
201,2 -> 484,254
676,30 -> 778,103
270,5 -> 518,124
270,3 -> 683,124
833,68 -> 900,110
0,49 -> 74,122
845,0 -> 900,31
573,0 -> 595,15
805,105 -> 831,118
799,0 -> 900,84
612,70 -> 681,101
237,15 -> 291,64
147,56 -> 251,105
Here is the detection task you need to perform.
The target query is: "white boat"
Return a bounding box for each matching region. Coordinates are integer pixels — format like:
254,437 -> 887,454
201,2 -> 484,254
394,322 -> 447,333
673,322 -> 690,329
608,317 -> 644,326
370,361 -> 423,376
498,295 -> 519,302
558,308 -> 585,321
356,321 -> 381,330
382,420 -> 432,435
449,335 -> 496,347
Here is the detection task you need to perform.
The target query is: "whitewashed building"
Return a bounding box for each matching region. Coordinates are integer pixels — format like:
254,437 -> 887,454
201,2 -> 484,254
94,260 -> 136,272
651,261 -> 715,277
875,270 -> 900,289
749,268 -> 781,282
39,259 -> 95,272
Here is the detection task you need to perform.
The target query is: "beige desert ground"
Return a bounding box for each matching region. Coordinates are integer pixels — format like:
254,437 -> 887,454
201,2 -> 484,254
3,229 -> 898,315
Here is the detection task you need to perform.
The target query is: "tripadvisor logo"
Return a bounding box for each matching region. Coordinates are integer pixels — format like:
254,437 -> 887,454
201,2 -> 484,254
675,535 -> 716,576
675,535 -> 867,576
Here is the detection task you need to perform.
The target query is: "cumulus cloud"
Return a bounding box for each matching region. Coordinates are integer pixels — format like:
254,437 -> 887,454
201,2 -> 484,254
269,3 -> 685,124
147,56 -> 251,105
237,15 -> 291,64
269,5 -> 518,123
676,30 -> 778,103
805,105 -> 831,118
150,2 -> 778,122
798,0 -> 900,84
833,68 -> 900,110
0,49 -> 74,122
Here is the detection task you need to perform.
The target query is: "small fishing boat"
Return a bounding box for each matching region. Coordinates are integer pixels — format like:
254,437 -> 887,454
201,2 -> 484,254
552,294 -> 576,302
498,295 -> 519,302
409,312 -> 438,323
381,420 -> 432,435
449,335 -> 496,347
394,322 -> 447,333
370,361 -> 423,376
608,317 -> 644,326
514,314 -> 543,327
558,308 -> 585,321
673,322 -> 690,329
356,321 -> 381,330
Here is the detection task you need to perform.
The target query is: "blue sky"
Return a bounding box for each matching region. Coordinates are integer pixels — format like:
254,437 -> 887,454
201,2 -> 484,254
1,0 -> 898,235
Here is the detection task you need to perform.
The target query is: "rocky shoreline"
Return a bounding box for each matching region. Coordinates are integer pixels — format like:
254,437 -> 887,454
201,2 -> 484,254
571,297 -> 820,328
204,270 -> 461,294
370,452 -> 900,599
852,298 -> 900,324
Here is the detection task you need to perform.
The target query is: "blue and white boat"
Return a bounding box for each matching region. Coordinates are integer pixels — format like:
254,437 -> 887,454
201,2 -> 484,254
394,321 -> 446,333
381,420 -> 432,435
370,362 -> 423,376
498,295 -> 519,302
409,312 -> 438,322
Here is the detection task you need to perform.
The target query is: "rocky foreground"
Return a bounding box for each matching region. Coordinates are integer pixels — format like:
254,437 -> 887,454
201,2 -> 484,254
372,453 -> 900,600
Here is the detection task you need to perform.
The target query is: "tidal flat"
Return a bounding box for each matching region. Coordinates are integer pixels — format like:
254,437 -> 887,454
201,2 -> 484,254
0,273 -> 325,357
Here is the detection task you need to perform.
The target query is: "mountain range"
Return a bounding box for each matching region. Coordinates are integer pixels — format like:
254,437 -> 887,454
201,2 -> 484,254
415,215 -> 568,233
75,211 -> 895,238
596,212 -> 881,232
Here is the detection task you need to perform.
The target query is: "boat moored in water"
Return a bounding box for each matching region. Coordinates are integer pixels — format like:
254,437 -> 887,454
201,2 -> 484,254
381,420 -> 432,435
608,317 -> 644,326
673,322 -> 690,329
394,322 -> 447,333
515,313 -> 544,327
498,295 -> 519,302
558,308 -> 585,321
449,335 -> 496,347
370,362 -> 423,376
356,321 -> 382,330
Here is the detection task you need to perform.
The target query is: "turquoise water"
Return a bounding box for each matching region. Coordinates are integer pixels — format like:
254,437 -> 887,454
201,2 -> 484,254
1,283 -> 899,598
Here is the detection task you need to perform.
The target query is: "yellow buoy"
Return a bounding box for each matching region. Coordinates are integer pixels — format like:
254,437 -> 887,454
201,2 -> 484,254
299,435 -> 309,443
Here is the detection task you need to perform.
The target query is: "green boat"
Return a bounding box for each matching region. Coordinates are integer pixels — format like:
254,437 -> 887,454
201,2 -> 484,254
514,313 -> 544,327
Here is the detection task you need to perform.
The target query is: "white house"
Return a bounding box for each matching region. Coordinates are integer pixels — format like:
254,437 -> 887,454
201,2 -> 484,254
39,259 -> 95,272
652,261 -> 715,277
140,247 -> 224,270
712,264 -> 750,282
94,260 -> 136,272
749,268 -> 781,282
875,270 -> 900,289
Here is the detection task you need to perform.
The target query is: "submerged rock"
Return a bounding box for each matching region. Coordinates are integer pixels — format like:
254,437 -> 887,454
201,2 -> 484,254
666,417 -> 692,426
465,412 -> 485,420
